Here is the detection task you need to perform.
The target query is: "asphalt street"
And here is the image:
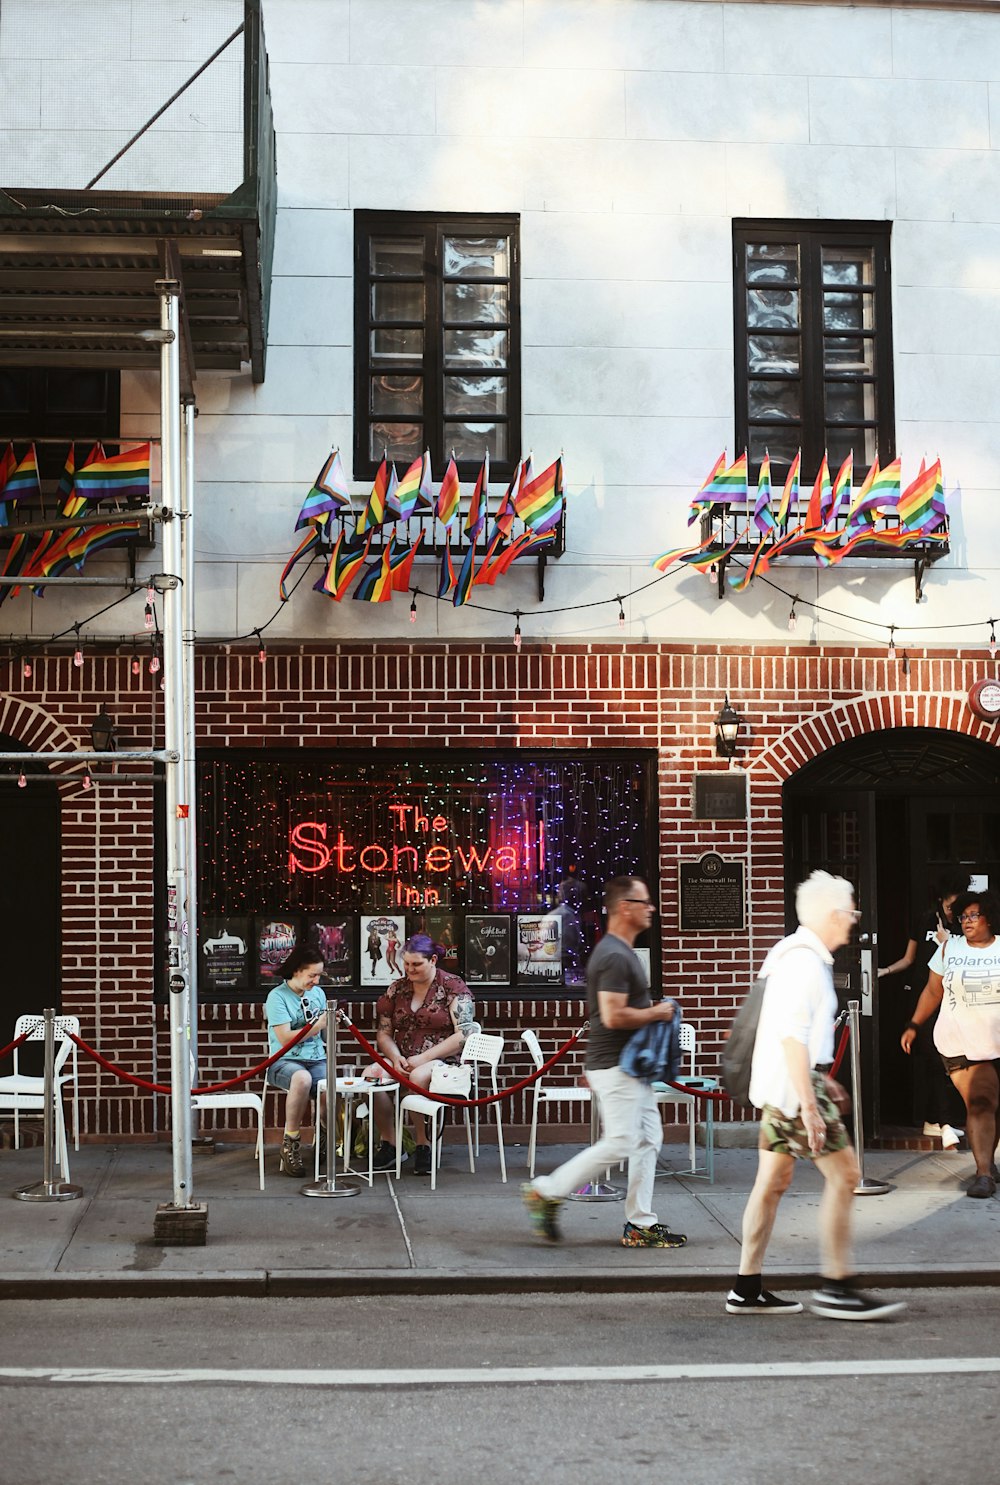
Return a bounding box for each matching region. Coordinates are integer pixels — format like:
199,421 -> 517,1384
1,1291 -> 996,1485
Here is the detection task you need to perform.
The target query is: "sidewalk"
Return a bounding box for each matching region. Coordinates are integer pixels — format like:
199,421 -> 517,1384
1,1138 -> 998,1298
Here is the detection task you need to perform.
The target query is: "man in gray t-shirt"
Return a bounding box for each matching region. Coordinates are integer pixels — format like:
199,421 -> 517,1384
522,876 -> 687,1250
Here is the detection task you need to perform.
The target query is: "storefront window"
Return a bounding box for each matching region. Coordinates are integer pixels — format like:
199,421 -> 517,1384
195,751 -> 656,999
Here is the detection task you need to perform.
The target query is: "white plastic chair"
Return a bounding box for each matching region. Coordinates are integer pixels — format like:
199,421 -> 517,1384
522,1028 -> 592,1179
395,1064 -> 475,1191
653,1021 -> 717,1181
0,1014 -> 80,1181
191,1087 -> 267,1189
460,1032 -> 506,1182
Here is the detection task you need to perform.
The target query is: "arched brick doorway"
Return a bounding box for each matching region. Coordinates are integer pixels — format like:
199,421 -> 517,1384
784,726 -> 1000,1139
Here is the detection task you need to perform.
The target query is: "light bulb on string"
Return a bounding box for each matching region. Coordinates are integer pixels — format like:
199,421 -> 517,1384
82,771 -> 93,792
409,593 -> 417,625
787,601 -> 798,632
887,626 -> 896,657
149,652 -> 160,675
513,611 -> 522,650
17,772 -> 26,789
617,597 -> 625,630
131,651 -> 141,675
73,625 -> 83,667
21,658 -> 31,680
989,620 -> 997,662
144,601 -> 154,632
255,631 -> 266,664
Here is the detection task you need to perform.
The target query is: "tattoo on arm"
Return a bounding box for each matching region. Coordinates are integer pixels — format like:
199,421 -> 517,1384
453,998 -> 475,1039
377,1012 -> 393,1035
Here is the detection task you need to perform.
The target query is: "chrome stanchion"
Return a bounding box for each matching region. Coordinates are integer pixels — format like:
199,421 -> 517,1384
567,1088 -> 624,1202
302,999 -> 359,1198
14,1008 -> 83,1202
847,998 -> 889,1197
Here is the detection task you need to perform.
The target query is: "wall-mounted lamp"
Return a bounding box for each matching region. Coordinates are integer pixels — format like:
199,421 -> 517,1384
714,695 -> 743,758
90,708 -> 117,754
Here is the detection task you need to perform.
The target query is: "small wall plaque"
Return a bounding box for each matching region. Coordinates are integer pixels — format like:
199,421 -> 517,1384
693,772 -> 748,820
679,852 -> 746,932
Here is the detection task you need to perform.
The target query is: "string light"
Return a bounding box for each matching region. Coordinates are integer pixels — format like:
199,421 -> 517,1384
888,625 -> 896,657
21,658 -> 31,679
144,600 -> 155,632
149,652 -> 160,675
72,624 -> 83,667
409,593 -> 417,625
131,644 -> 141,676
82,771 -> 93,791
513,610 -> 522,650
787,601 -> 798,632
617,597 -> 625,629
17,772 -> 26,789
989,621 -> 997,661
255,630 -> 266,663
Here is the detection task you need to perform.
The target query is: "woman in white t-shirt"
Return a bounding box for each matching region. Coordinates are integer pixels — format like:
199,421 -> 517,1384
902,890 -> 1000,1199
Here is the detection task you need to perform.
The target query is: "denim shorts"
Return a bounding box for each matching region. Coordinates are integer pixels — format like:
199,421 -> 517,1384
268,1058 -> 326,1094
941,1053 -> 1000,1077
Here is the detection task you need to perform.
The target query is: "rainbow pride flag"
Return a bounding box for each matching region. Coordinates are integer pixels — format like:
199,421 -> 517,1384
1,444 -> 40,505
295,449 -> 352,529
753,452 -> 775,535
60,443 -> 105,519
436,456 -> 461,529
651,526 -> 718,574
465,453 -> 489,540
66,519 -> 143,571
727,537 -> 774,592
313,530 -> 370,601
384,463 -> 401,521
898,458 -> 945,533
73,443 -> 149,502
357,457 -> 390,535
709,452 -> 747,506
437,542 -> 456,597
688,451 -> 728,525
353,533 -> 423,603
0,532 -> 29,607
805,453 -> 831,529
395,453 -> 427,521
486,462 -> 519,544
775,449 -> 800,526
515,458 -> 563,535
828,452 -> 853,525
452,541 -> 477,607
278,526 -> 322,601
390,532 -> 423,593
846,455 -> 901,531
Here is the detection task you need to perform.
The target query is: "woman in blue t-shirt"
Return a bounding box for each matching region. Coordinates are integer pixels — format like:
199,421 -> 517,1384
265,945 -> 328,1177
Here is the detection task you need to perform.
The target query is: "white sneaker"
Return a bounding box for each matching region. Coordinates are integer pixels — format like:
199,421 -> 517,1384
922,1123 -> 942,1137
941,1125 -> 963,1149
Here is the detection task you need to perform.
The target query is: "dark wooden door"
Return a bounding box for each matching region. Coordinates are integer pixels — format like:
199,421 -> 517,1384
0,784 -> 60,1074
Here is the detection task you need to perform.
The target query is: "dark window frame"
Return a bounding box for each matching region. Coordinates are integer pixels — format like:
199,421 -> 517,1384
733,220 -> 895,486
354,210 -> 521,485
0,367 -> 121,481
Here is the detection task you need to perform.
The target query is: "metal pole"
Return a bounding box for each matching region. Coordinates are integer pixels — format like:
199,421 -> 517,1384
303,1001 -> 359,1197
14,1007 -> 82,1201
155,277 -> 198,1225
181,397 -> 199,1081
848,999 -> 890,1196
567,1090 -> 624,1202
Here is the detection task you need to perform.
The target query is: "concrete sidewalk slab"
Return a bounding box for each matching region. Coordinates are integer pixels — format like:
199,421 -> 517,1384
0,1139 -> 997,1298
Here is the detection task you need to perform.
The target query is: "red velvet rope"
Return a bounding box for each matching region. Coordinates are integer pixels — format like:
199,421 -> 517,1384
341,1018 -> 587,1106
830,1022 -> 850,1079
0,1031 -> 29,1060
68,1021 -> 315,1096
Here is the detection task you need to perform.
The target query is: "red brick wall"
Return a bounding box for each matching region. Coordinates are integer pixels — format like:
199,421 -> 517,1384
2,640 -> 996,1141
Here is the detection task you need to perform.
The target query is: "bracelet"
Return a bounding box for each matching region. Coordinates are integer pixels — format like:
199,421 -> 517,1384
906,1020 -> 920,1033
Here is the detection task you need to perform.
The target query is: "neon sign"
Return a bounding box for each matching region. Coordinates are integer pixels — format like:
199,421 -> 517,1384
288,802 -> 545,905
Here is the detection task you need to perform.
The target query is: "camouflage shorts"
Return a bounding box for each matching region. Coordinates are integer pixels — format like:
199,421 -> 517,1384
759,1070 -> 850,1161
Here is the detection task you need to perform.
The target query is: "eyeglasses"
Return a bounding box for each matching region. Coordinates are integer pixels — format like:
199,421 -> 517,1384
625,898 -> 654,906
835,908 -> 862,920
960,912 -> 982,923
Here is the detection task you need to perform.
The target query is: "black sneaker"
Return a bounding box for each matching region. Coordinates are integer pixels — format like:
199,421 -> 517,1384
726,1289 -> 803,1315
967,1173 -> 996,1199
809,1285 -> 905,1321
370,1141 -> 403,1172
521,1183 -> 563,1242
413,1145 -> 432,1176
621,1221 -> 687,1249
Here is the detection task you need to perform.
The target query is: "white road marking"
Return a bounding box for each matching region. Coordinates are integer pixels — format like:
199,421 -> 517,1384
1,1358 -> 999,1387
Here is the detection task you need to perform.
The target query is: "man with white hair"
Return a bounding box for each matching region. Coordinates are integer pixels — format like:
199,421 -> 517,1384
726,871 -> 904,1320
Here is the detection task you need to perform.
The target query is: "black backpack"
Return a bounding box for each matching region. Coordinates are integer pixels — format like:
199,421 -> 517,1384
721,976 -> 767,1108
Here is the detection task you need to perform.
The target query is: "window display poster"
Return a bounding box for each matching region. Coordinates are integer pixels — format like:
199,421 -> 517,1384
516,914 -> 563,984
302,914 -> 354,988
200,915 -> 252,993
256,913 -> 300,989
422,910 -> 460,972
465,915 -> 512,984
360,914 -> 406,987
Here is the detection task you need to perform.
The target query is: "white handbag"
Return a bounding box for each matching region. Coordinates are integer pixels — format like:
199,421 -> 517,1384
429,1062 -> 472,1097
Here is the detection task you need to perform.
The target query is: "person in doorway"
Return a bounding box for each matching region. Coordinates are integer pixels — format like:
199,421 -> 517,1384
547,877 -> 587,984
265,946 -> 328,1177
727,871 -> 904,1319
368,934 -> 476,1175
521,876 -> 687,1250
901,888 -> 1000,1198
879,870 -> 968,1146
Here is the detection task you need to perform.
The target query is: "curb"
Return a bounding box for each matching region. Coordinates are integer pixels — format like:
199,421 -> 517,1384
3,1267 -> 999,1301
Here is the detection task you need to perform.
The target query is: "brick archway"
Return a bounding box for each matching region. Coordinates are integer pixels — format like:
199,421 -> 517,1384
0,694 -> 92,799
752,691 -> 999,784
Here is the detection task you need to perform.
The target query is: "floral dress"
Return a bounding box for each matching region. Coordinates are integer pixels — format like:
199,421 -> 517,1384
376,969 -> 474,1063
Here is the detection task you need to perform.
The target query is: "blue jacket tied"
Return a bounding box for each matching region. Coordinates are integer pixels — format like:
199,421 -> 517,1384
619,1002 -> 683,1084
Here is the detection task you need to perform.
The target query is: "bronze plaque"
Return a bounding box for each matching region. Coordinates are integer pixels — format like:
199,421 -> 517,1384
679,852 -> 745,932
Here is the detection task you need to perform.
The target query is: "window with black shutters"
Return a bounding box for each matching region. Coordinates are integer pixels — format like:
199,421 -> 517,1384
354,211 -> 520,483
733,222 -> 895,487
